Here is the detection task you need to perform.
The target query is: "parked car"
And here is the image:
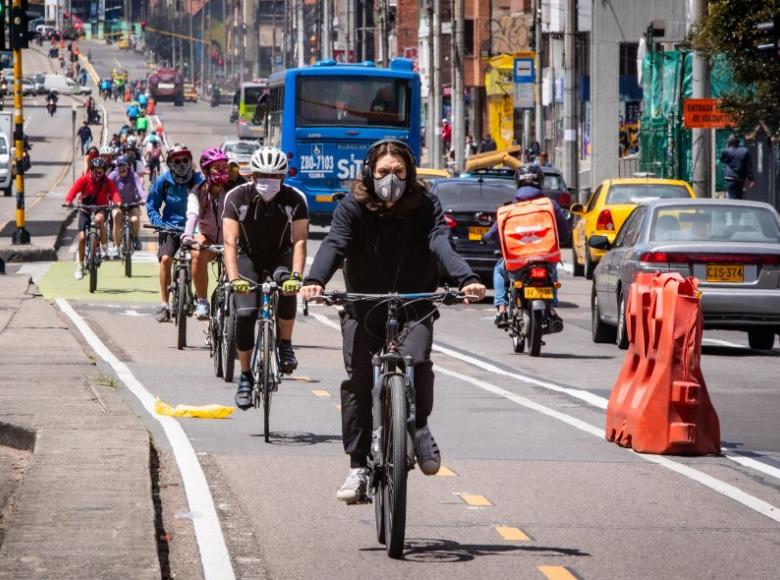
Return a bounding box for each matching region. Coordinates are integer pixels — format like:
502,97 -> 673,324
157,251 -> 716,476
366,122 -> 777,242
220,139 -> 261,175
183,83 -> 198,102
430,177 -> 518,286
42,74 -> 91,96
117,37 -> 130,50
33,73 -> 47,95
590,198 -> 780,350
570,178 -> 695,279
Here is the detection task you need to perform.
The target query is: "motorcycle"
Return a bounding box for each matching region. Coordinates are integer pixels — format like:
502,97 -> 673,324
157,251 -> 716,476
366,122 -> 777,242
505,262 -> 563,356
47,99 -> 57,116
210,88 -> 221,108
87,107 -> 102,125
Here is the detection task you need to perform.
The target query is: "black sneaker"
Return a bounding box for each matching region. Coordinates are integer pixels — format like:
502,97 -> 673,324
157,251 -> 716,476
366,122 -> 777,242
494,311 -> 509,329
133,237 -> 142,251
279,341 -> 298,374
155,305 -> 170,323
235,372 -> 254,410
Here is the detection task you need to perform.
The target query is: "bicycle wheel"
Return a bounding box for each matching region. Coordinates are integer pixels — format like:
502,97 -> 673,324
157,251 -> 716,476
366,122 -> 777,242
88,233 -> 99,294
176,268 -> 188,350
123,224 -> 133,278
261,320 -> 274,443
210,290 -> 223,377
382,374 -> 408,558
222,296 -> 236,382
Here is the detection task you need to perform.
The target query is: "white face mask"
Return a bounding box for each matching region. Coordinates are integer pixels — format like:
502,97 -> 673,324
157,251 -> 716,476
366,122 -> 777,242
255,178 -> 281,202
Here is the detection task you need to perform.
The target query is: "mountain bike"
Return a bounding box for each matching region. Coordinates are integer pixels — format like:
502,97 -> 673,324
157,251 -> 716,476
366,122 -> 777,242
118,202 -> 142,278
308,288 -> 464,558
67,203 -> 110,293
145,225 -> 193,349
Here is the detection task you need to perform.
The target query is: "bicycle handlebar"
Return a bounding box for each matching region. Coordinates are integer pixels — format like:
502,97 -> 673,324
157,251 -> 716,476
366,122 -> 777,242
63,203 -> 112,210
308,289 -> 466,307
143,223 -> 184,236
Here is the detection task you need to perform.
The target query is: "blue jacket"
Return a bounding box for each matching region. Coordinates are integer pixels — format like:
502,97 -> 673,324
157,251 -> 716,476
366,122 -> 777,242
127,104 -> 140,119
146,171 -> 204,229
720,146 -> 753,182
483,186 -> 571,246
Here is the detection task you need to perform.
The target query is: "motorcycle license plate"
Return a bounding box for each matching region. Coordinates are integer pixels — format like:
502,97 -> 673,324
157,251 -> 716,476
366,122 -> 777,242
468,226 -> 490,241
523,287 -> 553,300
706,264 -> 743,283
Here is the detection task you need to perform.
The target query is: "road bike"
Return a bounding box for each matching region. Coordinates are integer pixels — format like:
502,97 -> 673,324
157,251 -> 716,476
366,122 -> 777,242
145,225 -> 194,349
67,203 -> 110,293
204,245 -> 236,381
307,288 -> 464,558
118,202 -> 142,278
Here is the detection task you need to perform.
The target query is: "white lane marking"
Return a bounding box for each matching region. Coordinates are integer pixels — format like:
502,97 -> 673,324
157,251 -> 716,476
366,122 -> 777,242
433,365 -> 780,524
559,261 -> 573,274
703,337 -> 748,349
724,452 -> 780,482
121,309 -> 144,317
17,263 -> 52,281
308,309 -> 780,513
56,299 -> 236,580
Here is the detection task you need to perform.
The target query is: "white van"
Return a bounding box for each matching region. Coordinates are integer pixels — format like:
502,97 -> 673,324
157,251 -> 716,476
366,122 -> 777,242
0,134 -> 13,196
42,74 -> 91,96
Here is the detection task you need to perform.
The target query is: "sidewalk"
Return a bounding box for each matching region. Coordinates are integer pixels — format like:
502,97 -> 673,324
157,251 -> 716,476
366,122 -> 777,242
0,273 -> 159,578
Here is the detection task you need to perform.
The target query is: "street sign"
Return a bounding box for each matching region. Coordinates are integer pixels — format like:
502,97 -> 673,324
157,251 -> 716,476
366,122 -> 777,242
513,55 -> 535,109
683,98 -> 732,129
513,57 -> 535,83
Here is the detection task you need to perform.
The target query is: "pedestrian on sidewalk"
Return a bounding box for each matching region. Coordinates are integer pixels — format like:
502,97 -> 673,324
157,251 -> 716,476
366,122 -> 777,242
77,121 -> 93,156
720,135 -> 754,200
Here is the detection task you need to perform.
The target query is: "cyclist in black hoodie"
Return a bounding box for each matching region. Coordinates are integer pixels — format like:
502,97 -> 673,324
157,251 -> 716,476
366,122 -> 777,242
302,139 -> 486,503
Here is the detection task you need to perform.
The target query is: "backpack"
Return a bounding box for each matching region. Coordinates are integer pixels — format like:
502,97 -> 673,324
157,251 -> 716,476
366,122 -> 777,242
496,197 -> 561,271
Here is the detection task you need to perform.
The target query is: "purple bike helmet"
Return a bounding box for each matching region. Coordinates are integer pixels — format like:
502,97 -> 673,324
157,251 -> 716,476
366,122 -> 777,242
199,147 -> 229,172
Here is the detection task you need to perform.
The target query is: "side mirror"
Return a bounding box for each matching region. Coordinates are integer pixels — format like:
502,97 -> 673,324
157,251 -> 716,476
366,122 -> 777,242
588,235 -> 612,250
570,203 -> 585,215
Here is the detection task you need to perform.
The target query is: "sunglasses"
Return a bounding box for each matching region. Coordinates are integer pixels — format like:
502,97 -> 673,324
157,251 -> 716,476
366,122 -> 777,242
169,157 -> 190,168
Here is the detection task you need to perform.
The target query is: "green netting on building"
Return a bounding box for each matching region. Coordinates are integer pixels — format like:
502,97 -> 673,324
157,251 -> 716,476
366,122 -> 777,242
639,51 -> 735,191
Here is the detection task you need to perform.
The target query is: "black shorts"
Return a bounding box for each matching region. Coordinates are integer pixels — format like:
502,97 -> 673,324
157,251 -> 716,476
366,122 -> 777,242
233,252 -> 297,322
157,232 -> 181,261
78,209 -> 107,232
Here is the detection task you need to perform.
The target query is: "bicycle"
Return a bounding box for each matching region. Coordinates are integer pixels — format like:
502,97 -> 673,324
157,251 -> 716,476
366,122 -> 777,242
118,202 -> 142,278
144,224 -> 194,349
307,288 -> 465,558
203,245 -> 236,381
66,203 -> 110,294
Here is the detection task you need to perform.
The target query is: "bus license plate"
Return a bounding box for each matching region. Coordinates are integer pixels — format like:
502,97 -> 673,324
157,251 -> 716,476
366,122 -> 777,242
706,264 -> 743,283
524,287 -> 554,300
468,226 -> 489,241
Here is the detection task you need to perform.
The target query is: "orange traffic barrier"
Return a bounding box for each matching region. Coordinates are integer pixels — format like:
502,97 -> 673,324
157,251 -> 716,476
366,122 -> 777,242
147,98 -> 156,115
605,272 -> 720,455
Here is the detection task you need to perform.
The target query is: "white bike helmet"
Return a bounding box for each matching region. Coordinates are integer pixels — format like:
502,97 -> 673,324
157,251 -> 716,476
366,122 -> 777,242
249,146 -> 288,175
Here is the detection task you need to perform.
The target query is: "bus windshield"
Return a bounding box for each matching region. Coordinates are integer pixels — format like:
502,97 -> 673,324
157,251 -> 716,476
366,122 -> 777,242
295,76 -> 412,128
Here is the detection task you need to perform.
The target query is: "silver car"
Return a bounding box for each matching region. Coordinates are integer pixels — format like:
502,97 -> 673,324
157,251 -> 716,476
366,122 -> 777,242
590,199 -> 780,350
221,139 -> 260,175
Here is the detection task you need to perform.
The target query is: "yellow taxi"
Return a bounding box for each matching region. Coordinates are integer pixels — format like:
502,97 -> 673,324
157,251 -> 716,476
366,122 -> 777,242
112,67 -> 128,84
570,177 -> 695,278
183,83 -> 198,102
117,37 -> 130,50
417,167 -> 452,183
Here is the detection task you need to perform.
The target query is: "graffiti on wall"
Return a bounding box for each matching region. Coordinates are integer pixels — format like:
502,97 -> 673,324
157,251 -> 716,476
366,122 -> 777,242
491,13 -> 531,55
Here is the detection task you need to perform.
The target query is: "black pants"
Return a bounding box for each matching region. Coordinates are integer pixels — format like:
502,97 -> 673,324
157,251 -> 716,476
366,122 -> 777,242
726,179 -> 744,200
340,312 -> 435,468
233,253 -> 296,351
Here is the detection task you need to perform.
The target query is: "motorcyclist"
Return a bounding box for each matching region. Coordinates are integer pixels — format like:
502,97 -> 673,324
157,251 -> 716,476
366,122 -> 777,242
483,165 -> 571,327
46,89 -> 58,115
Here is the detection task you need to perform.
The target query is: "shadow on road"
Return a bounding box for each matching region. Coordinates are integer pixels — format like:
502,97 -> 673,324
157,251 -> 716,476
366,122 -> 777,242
702,345 -> 779,358
538,352 -> 614,360
252,431 -> 342,446
360,537 -> 589,563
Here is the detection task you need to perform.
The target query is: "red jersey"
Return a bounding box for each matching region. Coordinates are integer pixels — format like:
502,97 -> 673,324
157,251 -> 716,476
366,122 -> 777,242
65,174 -> 121,206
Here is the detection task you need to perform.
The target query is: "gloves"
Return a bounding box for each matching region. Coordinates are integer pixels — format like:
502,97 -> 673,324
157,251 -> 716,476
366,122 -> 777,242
231,279 -> 251,294
181,236 -> 195,248
281,273 -> 302,294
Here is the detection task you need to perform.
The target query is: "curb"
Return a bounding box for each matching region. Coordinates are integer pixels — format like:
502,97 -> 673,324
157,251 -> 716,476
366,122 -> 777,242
0,420 -> 36,451
0,209 -> 76,263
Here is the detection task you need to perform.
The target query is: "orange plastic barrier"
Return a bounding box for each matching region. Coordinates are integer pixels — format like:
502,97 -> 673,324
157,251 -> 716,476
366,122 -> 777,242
605,272 -> 720,455
497,197 -> 561,271
147,99 -> 156,115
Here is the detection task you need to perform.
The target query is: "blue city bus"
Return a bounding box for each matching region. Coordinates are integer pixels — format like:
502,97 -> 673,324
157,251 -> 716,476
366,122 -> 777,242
264,58 -> 421,224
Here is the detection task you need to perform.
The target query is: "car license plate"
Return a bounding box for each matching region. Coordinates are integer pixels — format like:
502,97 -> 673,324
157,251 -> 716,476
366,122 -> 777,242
524,287 -> 554,300
158,83 -> 174,90
468,226 -> 489,241
706,264 -> 744,283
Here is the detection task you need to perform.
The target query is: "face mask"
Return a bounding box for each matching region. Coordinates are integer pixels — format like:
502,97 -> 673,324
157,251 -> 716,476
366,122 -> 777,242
210,170 -> 229,186
255,178 -> 281,202
373,173 -> 406,203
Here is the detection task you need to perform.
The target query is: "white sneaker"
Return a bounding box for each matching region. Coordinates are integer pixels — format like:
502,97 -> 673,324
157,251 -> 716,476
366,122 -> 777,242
414,426 -> 441,475
74,264 -> 84,280
113,246 -> 122,259
336,468 -> 368,504
194,300 -> 209,320
100,247 -> 109,261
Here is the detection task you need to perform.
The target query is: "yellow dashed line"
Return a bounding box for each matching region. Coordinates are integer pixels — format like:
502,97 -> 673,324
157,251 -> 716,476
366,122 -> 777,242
495,525 -> 530,541
436,465 -> 457,477
459,493 -> 493,507
311,389 -> 331,398
538,566 -> 577,580
285,375 -> 314,383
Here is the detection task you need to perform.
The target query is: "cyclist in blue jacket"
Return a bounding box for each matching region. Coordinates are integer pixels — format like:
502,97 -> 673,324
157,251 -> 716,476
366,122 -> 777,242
146,143 -> 204,322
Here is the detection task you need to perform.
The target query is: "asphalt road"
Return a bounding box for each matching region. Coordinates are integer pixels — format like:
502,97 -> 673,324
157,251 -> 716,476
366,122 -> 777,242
26,41 -> 780,579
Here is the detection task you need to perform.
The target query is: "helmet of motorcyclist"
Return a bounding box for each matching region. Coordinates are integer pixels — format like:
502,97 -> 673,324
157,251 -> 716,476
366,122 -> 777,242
199,147 -> 230,185
514,165 -> 544,189
249,146 -> 288,176
166,143 -> 193,183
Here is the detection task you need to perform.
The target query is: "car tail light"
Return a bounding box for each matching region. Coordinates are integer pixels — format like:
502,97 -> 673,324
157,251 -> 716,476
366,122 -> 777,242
557,192 -> 572,207
639,251 -> 669,263
444,213 -> 458,229
530,266 -> 548,280
641,253 -> 780,265
596,209 -> 615,231
288,167 -> 297,177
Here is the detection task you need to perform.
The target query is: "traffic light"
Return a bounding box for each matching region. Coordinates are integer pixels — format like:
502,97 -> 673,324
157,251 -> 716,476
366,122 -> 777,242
10,0 -> 29,50
756,18 -> 780,56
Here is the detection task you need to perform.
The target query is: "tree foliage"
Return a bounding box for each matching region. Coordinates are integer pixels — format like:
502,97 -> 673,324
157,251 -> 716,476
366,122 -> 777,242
693,0 -> 780,134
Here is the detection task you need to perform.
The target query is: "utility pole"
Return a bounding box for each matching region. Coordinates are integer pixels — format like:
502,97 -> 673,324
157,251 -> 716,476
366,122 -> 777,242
534,0 -> 543,146
691,0 -> 711,197
11,0 -> 30,244
189,0 -> 194,82
200,4 -> 206,91
432,0 -> 442,169
452,0 -> 465,171
425,0 -> 434,167
322,0 -> 332,59
563,0 -> 578,191
296,0 -> 305,66
380,0 -> 388,65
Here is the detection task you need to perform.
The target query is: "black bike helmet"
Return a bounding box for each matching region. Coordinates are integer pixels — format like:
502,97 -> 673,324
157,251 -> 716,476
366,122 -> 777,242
514,164 -> 544,189
89,157 -> 109,170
